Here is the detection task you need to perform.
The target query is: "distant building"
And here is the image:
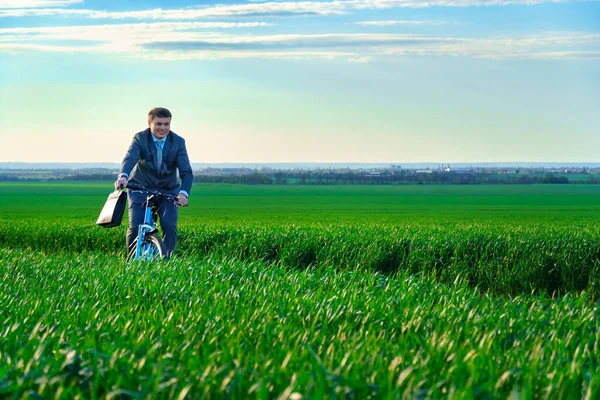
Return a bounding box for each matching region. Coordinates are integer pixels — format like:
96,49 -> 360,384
444,166 -> 470,174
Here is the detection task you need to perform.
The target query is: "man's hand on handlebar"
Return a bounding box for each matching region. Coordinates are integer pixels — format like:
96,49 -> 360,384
115,176 -> 127,190
113,179 -> 187,207
176,193 -> 188,207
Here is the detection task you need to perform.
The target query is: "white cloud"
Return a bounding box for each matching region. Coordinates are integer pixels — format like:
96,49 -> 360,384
142,50 -> 357,61
1,20 -> 598,61
0,21 -> 272,36
0,42 -> 94,53
0,21 -> 275,56
530,50 -> 600,60
348,56 -> 371,62
0,8 -> 90,16
346,0 -> 594,8
0,0 -> 81,8
0,41 -> 356,60
355,20 -> 447,26
0,2 -> 346,18
380,32 -> 600,59
2,0 -> 598,19
0,21 -> 273,48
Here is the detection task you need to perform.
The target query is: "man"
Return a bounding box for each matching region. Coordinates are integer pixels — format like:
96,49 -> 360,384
115,107 -> 193,258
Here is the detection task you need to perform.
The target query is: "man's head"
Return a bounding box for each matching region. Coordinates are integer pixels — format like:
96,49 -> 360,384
148,107 -> 172,140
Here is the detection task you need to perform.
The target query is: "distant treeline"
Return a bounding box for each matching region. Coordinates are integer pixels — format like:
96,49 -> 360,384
193,171 -> 595,185
2,170 -> 599,184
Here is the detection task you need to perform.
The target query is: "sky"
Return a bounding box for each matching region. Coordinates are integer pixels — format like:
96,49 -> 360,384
0,0 -> 598,164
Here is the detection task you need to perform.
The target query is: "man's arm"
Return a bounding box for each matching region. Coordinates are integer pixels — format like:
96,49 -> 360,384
176,138 -> 193,198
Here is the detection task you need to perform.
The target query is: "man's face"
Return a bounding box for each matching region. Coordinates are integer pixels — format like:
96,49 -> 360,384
149,117 -> 171,139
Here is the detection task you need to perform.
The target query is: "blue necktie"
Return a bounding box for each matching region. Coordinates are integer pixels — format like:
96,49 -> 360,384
156,141 -> 164,170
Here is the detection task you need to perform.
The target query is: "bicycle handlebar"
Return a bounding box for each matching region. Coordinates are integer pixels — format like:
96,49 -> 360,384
124,182 -> 185,207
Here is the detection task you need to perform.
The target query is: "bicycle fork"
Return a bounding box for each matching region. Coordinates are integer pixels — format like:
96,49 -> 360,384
135,205 -> 158,259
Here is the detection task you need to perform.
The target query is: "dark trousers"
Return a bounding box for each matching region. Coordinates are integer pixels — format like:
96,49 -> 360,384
127,190 -> 179,258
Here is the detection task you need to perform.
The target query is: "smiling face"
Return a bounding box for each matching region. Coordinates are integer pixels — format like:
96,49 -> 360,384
149,116 -> 171,140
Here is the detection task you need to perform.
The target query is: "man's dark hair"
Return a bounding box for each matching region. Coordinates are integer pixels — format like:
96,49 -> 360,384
148,107 -> 172,122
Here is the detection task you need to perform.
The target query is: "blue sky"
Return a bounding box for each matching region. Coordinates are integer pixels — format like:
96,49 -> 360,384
0,0 -> 598,163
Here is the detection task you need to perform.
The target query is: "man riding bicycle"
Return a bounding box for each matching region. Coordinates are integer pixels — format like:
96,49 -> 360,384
115,107 -> 193,258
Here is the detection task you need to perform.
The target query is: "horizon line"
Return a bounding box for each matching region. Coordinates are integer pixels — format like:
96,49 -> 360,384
2,161 -> 600,166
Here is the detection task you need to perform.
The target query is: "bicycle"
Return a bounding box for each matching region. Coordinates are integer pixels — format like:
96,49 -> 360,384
124,182 -> 183,261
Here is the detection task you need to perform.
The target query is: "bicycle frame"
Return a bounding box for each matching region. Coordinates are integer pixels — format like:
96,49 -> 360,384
135,193 -> 160,260
126,182 -> 182,261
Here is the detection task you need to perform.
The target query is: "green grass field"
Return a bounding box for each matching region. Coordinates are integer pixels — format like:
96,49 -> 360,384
2,182 -> 600,224
1,182 -> 600,398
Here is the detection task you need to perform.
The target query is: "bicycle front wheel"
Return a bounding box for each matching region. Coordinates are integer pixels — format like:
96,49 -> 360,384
129,234 -> 166,261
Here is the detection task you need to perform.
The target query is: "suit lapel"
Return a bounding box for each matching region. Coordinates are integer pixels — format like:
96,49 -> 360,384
162,133 -> 172,163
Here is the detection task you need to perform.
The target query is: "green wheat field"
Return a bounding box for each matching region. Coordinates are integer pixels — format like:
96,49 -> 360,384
1,182 -> 599,399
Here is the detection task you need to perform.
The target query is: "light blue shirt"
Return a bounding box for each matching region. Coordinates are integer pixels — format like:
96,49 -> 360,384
151,134 -> 167,147
119,133 -> 189,198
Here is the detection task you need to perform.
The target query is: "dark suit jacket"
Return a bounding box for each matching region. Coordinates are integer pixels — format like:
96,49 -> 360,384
120,128 -> 193,195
